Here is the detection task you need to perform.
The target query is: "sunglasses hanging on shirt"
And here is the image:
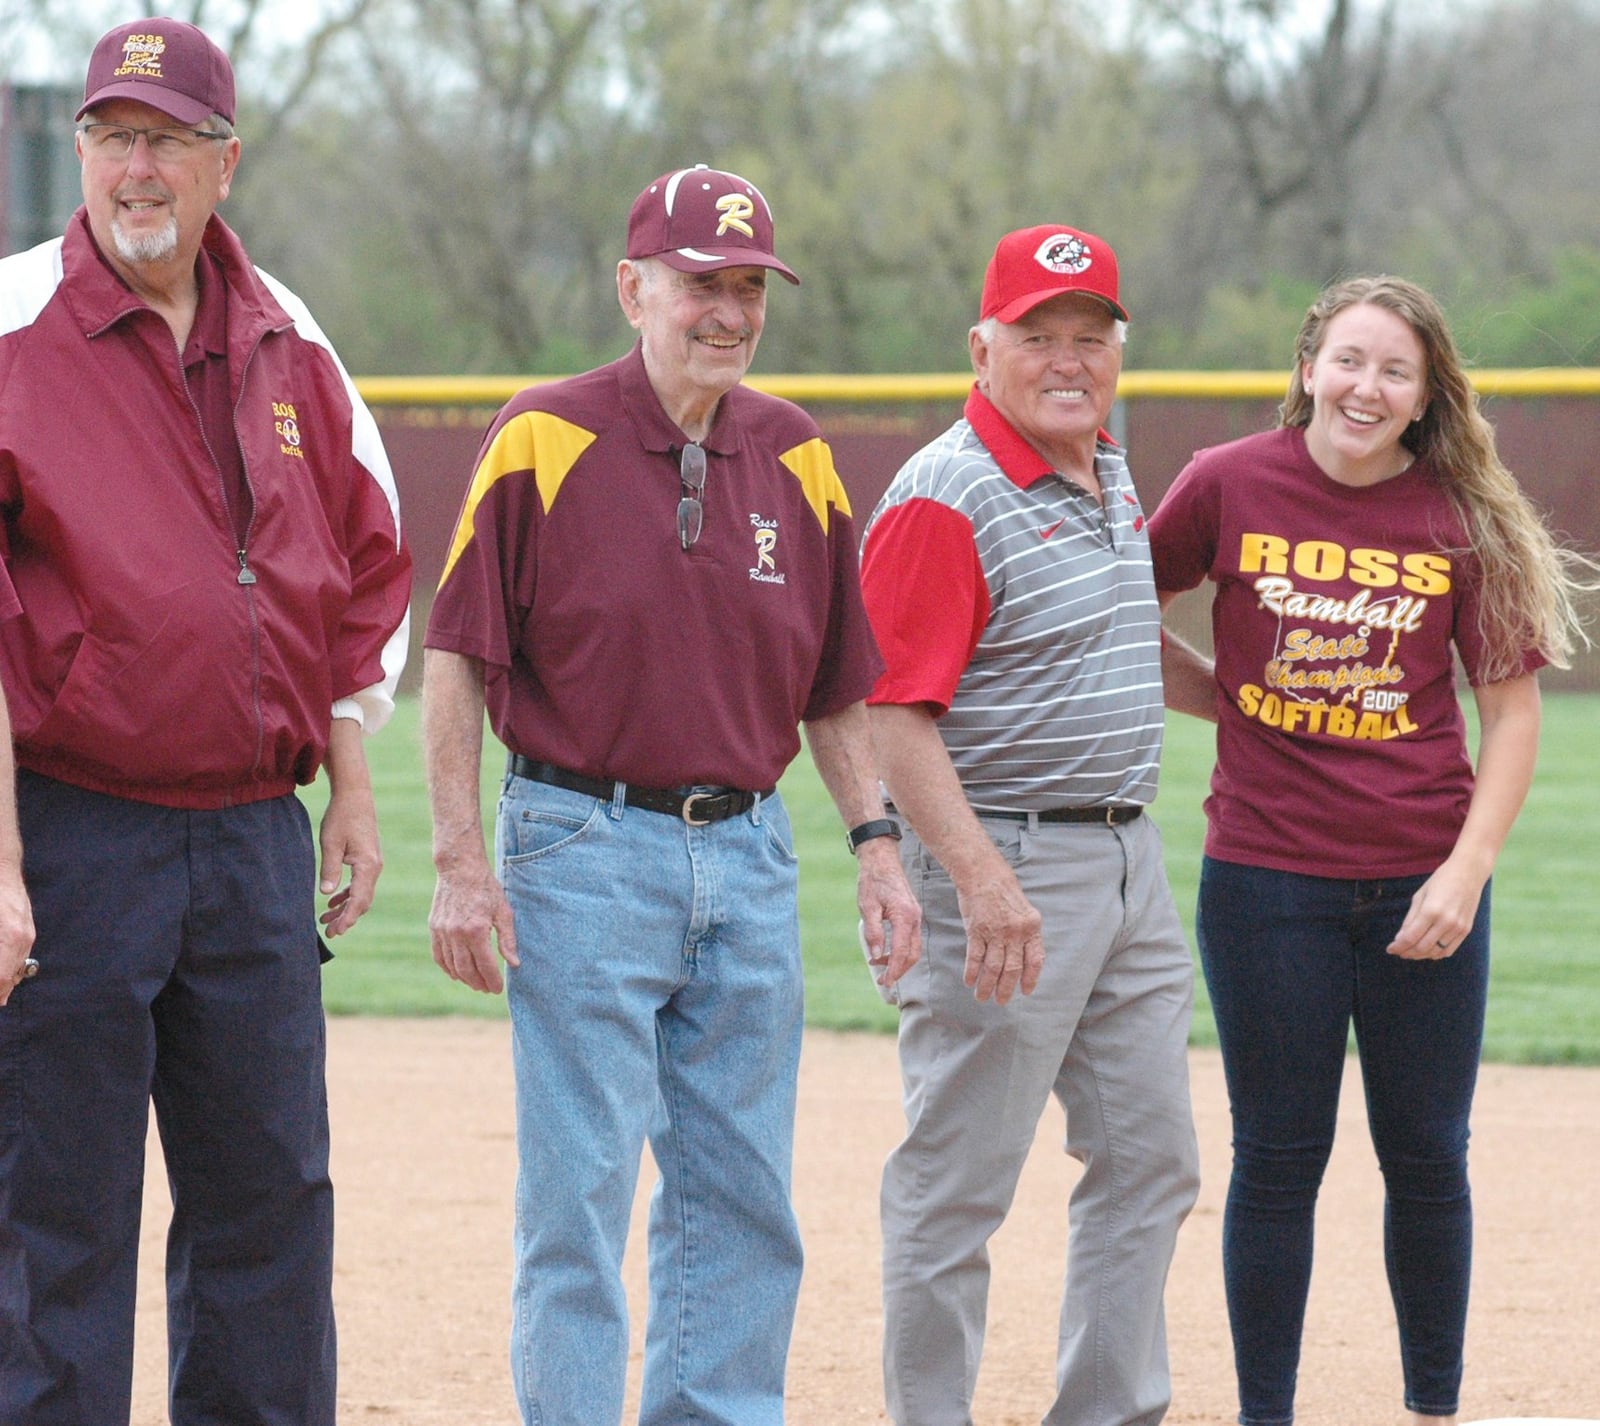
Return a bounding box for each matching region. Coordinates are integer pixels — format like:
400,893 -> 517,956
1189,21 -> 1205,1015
674,442 -> 707,551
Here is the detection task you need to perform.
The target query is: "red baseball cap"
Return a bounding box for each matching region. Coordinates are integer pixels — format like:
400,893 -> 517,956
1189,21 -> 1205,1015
980,224 -> 1127,324
77,17 -> 236,127
627,165 -> 799,285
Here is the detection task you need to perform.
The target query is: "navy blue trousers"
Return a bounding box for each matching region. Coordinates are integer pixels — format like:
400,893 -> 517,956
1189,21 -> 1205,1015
0,771 -> 336,1426
1197,856 -> 1490,1425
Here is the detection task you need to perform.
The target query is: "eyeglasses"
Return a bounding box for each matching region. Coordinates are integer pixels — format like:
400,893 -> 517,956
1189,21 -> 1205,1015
78,123 -> 229,161
677,442 -> 707,551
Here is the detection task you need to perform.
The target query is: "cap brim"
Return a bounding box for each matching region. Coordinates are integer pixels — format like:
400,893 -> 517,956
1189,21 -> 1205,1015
992,286 -> 1128,324
76,82 -> 216,126
654,246 -> 801,286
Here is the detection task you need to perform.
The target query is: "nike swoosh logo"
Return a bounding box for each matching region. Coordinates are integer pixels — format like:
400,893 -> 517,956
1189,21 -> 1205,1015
1039,517 -> 1067,539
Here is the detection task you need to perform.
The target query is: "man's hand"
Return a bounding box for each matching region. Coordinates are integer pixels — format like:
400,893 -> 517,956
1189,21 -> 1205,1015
318,783 -> 381,937
805,701 -> 927,993
421,649 -> 519,995
430,862 -> 519,995
0,694 -> 37,1006
955,861 -> 1044,1004
0,865 -> 36,1008
855,836 -> 922,990
869,702 -> 1048,1007
320,718 -> 381,937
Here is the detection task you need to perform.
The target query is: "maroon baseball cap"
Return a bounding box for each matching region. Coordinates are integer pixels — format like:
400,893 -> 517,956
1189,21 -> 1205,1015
980,224 -> 1127,324
627,165 -> 799,285
77,17 -> 236,126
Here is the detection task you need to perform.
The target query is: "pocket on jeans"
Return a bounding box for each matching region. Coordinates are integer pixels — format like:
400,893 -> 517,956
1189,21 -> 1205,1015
502,803 -> 601,865
760,801 -> 799,865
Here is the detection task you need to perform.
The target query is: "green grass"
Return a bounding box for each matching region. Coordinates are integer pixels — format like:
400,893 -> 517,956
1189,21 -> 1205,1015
305,693 -> 1600,1064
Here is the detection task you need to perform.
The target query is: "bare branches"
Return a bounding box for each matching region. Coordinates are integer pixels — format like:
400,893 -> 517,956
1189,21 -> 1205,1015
244,0 -> 383,148
1139,0 -> 1402,278
12,0 -> 1595,372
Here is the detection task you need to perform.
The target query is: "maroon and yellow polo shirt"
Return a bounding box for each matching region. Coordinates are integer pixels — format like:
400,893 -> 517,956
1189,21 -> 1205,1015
426,343 -> 881,790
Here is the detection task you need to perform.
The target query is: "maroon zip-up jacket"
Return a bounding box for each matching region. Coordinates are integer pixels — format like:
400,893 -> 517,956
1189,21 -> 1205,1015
0,209 -> 411,808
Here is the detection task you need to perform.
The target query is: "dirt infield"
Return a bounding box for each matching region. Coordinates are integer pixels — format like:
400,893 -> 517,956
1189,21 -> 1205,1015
130,1020 -> 1600,1425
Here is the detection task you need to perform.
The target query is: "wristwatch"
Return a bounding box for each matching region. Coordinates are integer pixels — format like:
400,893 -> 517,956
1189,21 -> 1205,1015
846,818 -> 902,855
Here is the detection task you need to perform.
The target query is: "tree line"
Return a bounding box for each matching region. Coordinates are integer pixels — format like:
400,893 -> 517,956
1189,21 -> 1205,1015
7,0 -> 1600,376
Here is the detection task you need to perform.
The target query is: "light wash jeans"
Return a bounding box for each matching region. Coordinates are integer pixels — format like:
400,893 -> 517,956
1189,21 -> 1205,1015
498,774 -> 805,1426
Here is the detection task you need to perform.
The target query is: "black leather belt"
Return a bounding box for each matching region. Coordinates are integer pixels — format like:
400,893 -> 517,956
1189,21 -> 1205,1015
982,805 -> 1144,827
508,755 -> 773,826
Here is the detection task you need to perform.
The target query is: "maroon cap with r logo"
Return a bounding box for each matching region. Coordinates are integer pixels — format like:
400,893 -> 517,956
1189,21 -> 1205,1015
626,165 -> 799,286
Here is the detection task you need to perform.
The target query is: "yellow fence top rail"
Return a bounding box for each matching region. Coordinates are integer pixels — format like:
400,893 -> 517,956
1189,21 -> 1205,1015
354,369 -> 1600,407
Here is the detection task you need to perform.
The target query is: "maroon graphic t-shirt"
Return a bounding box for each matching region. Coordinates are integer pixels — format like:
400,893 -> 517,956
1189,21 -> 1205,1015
1149,426 -> 1543,878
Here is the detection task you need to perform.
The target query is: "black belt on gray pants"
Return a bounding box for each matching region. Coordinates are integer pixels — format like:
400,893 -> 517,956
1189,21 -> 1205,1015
980,805 -> 1143,827
507,755 -> 773,826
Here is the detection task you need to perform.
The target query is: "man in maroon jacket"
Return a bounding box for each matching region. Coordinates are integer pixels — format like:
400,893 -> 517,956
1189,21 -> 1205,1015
0,18 -> 411,1424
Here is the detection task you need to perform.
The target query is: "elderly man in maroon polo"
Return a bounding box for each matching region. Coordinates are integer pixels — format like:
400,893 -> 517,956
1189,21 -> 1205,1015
422,165 -> 920,1426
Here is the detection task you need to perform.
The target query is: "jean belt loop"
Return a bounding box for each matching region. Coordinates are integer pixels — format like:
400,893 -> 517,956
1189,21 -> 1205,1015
608,781 -> 627,820
1026,810 -> 1041,834
750,789 -> 764,826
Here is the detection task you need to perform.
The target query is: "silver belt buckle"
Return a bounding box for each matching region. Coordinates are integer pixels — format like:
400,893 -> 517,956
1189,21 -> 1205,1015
682,792 -> 716,826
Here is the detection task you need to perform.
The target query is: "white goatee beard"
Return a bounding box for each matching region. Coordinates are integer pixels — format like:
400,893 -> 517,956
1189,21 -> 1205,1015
112,215 -> 179,265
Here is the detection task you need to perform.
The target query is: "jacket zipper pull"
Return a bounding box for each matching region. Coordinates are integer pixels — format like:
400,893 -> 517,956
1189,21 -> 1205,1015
237,550 -> 258,586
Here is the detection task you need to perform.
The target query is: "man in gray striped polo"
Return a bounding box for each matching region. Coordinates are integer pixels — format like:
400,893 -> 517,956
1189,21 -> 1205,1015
858,224 -> 1208,1426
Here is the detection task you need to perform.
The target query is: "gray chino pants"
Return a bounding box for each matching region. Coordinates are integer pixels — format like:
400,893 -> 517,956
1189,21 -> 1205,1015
881,810 -> 1200,1426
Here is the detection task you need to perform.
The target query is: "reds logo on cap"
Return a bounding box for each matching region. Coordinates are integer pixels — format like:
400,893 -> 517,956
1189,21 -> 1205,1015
980,223 -> 1128,324
1035,234 -> 1093,276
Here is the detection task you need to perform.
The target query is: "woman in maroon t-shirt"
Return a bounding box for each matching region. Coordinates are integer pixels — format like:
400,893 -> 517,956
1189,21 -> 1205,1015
1149,275 -> 1598,1426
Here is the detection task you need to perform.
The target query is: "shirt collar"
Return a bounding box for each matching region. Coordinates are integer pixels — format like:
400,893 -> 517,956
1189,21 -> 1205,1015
618,341 -> 743,457
963,382 -> 1122,490
64,208 -> 281,345
182,249 -> 229,365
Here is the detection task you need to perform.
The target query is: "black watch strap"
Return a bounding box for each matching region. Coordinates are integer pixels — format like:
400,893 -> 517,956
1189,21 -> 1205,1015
846,818 -> 902,855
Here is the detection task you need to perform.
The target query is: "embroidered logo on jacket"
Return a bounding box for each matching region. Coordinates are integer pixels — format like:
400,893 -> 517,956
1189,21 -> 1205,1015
273,401 -> 305,460
749,514 -> 786,584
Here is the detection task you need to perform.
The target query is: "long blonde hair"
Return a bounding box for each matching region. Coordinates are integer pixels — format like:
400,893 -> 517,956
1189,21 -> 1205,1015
1281,275 -> 1597,681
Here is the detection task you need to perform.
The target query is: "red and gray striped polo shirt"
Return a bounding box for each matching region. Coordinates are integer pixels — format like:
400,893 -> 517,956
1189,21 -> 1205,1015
860,386 -> 1165,813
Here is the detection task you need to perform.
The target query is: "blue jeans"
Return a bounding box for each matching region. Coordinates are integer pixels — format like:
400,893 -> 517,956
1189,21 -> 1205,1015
499,775 -> 805,1426
1197,857 -> 1490,1425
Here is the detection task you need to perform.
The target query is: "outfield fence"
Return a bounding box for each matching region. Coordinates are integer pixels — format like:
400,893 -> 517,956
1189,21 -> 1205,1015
359,369 -> 1600,692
